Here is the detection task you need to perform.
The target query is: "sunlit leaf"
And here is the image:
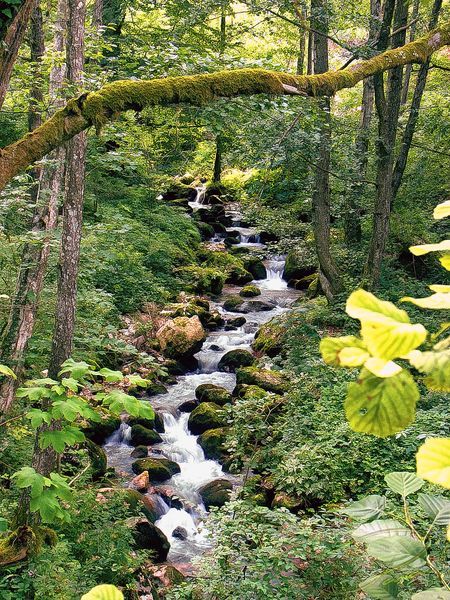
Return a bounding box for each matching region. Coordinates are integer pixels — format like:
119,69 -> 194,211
81,584 -> 124,600
412,590 -> 450,599
345,368 -> 419,437
434,200 -> 450,219
340,495 -> 386,522
409,240 -> 450,256
418,493 -> 450,521
364,358 -> 402,378
352,519 -> 410,542
360,320 -> 427,360
346,289 -> 410,324
39,426 -> 85,453
26,408 -> 52,429
62,377 -> 79,392
416,438 -> 450,489
440,254 -> 450,270
320,336 -> 368,367
98,368 -> 124,382
429,284 -> 450,292
359,574 -> 399,600
0,364 -> 16,378
365,536 -> 427,569
384,472 -> 424,497
407,349 -> 450,392
402,293 -> 450,310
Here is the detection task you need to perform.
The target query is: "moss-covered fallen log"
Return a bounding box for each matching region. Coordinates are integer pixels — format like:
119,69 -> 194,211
0,21 -> 448,191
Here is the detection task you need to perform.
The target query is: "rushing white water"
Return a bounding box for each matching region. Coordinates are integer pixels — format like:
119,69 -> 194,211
103,198 -> 302,564
188,185 -> 207,211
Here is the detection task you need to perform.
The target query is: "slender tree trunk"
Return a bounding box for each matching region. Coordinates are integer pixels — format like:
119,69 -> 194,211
307,28 -> 314,74
392,0 -> 443,198
364,0 -> 408,288
0,0 -> 37,109
401,0 -> 420,104
344,0 -> 381,245
296,6 -> 307,75
310,0 -> 342,301
219,2 -> 226,55
0,0 -> 67,414
213,135 -> 222,182
48,0 -> 87,379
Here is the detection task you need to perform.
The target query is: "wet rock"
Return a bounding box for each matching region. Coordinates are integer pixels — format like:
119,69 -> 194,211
146,382 -> 169,397
178,399 -> 199,413
206,311 -> 225,330
83,414 -> 121,445
131,425 -> 162,446
196,221 -> 215,240
225,267 -> 253,286
242,256 -> 267,279
259,231 -> 278,243
188,402 -> 226,435
210,344 -> 223,351
271,492 -> 303,512
226,316 -> 246,327
218,349 -> 255,372
130,445 -> 148,459
211,221 -> 227,234
162,182 -> 196,201
156,315 -> 206,360
154,485 -> 184,510
129,412 -> 165,434
198,427 -> 228,461
236,367 -> 288,394
252,316 -> 286,357
198,478 -> 232,509
283,247 -> 317,287
124,489 -> 159,523
208,194 -> 224,206
172,526 -> 188,540
195,384 -> 232,405
243,300 -> 276,312
127,517 -> 170,561
223,295 -> 244,311
131,471 -> 150,491
132,457 -> 181,482
239,284 -> 261,298
85,440 -> 107,480
224,236 -> 240,247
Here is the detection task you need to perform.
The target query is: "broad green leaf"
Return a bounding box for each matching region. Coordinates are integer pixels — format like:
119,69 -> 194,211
365,536 -> 427,569
359,574 -> 399,600
409,240 -> 450,256
418,493 -> 450,520
340,495 -> 386,522
364,358 -> 402,378
346,289 -> 410,324
16,385 -> 52,401
12,467 -> 45,497
416,438 -> 450,489
407,349 -> 450,392
59,359 -> 93,380
0,517 -> 8,532
402,293 -> 450,310
49,472 -> 73,501
62,377 -> 79,392
81,584 -> 124,600
440,254 -> 450,271
320,336 -> 368,367
385,472 -> 424,497
412,590 -> 450,600
98,368 -> 124,382
345,368 -> 419,437
0,364 -> 16,378
360,320 -> 427,360
126,374 -> 149,387
434,200 -> 450,219
39,426 -> 85,453
26,409 -> 52,429
352,519 -> 410,542
30,490 -> 61,523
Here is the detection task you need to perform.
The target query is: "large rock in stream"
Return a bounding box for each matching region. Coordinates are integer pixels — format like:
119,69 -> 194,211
198,479 -> 232,509
188,402 -> 226,435
198,428 -> 228,461
195,384 -> 232,406
236,367 -> 288,394
156,315 -> 206,360
130,424 -> 162,446
218,349 -> 255,372
127,517 -> 170,562
132,457 -> 181,482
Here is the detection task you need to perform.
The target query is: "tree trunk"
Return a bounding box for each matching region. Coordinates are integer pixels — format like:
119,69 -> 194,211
401,0 -> 420,104
310,0 -> 342,301
0,0 -> 67,414
0,0 -> 37,109
213,135 -> 222,183
392,0 -> 443,198
307,29 -> 314,74
296,6 -> 307,75
364,0 -> 408,289
344,0 -> 381,245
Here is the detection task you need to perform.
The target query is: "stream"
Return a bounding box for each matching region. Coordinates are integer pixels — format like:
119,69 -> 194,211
104,187 -> 300,564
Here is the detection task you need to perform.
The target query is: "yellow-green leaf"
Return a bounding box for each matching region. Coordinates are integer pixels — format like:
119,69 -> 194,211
401,292 -> 450,310
440,254 -> 450,271
407,349 -> 450,392
345,368 -> 419,437
81,584 -> 124,600
0,364 -> 16,378
409,240 -> 450,256
346,289 -> 410,324
364,358 -> 402,378
360,320 -> 427,360
429,284 -> 450,293
416,438 -> 450,489
434,200 -> 450,220
320,336 -> 368,367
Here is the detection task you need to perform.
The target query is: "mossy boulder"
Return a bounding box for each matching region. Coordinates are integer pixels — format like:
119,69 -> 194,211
130,445 -> 148,459
156,315 -> 206,360
85,440 -> 107,480
180,266 -> 224,296
131,458 -> 181,482
223,295 -> 244,311
239,284 -> 261,298
128,413 -> 165,433
226,316 -> 246,327
198,428 -> 228,461
188,402 -> 226,435
178,399 -> 199,412
130,425 -> 162,446
83,414 -> 121,445
243,256 -> 267,280
146,382 -> 169,397
196,221 -> 215,240
283,247 -> 317,287
195,384 -> 232,406
271,492 -> 302,512
198,479 -> 232,509
236,367 -> 288,394
224,236 -> 240,247
127,517 -> 170,561
218,349 -> 255,372
252,317 -> 287,357
162,182 -> 196,201
226,266 -> 253,285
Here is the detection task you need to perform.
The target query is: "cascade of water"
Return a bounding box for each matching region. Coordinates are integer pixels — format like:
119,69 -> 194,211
105,421 -> 132,446
188,185 -> 207,211
258,256 -> 288,291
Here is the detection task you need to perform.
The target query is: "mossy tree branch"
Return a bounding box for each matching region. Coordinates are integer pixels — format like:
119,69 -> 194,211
0,20 -> 448,191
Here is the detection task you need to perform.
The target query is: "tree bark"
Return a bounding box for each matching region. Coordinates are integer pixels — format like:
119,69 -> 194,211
392,0 -> 443,198
296,5 -> 307,75
48,0 -> 87,379
0,23 -> 448,191
0,0 -> 37,109
310,0 -> 342,301
0,0 -> 67,414
213,135 -> 223,182
401,0 -> 420,104
344,0 -> 381,245
364,0 -> 409,289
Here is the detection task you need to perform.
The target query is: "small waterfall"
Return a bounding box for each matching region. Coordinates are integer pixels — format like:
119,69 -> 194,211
259,256 -> 288,291
188,185 -> 207,211
105,421 -> 132,446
